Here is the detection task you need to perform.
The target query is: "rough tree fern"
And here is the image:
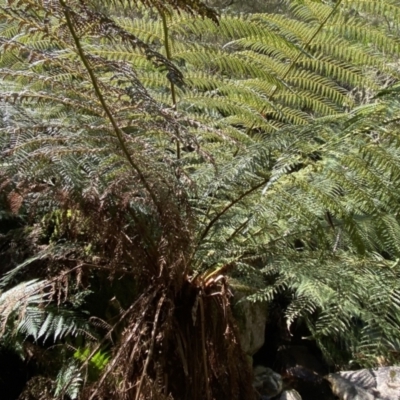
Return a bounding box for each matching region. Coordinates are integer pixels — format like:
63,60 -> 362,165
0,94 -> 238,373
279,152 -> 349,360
2,0 -> 400,399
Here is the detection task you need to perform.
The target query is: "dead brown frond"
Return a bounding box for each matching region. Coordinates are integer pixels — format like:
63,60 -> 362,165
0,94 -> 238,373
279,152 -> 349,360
0,279 -> 52,334
82,275 -> 254,400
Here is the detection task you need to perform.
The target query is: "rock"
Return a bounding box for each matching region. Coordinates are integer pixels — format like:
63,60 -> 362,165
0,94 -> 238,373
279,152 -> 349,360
279,389 -> 302,400
326,366 -> 400,400
232,288 -> 268,356
326,373 -> 376,400
374,367 -> 400,398
253,365 -> 283,398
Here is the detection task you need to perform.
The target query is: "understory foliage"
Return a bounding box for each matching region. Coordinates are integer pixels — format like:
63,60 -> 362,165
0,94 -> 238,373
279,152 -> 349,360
1,0 -> 400,399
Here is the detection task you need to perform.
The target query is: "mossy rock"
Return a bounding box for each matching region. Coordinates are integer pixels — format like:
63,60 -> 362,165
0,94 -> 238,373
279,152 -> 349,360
231,284 -> 269,357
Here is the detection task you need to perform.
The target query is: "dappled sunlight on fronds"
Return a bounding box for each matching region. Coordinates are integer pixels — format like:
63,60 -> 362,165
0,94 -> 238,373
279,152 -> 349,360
106,0 -> 400,137
2,0 -> 400,398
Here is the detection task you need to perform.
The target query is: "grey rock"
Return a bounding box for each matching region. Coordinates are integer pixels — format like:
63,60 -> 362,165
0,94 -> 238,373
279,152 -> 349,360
253,365 -> 283,398
327,367 -> 400,400
279,389 -> 302,400
326,373 -> 376,400
232,289 -> 268,356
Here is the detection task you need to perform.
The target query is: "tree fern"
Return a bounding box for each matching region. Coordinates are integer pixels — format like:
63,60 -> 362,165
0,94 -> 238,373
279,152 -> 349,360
2,0 -> 400,399
0,1 -> 253,399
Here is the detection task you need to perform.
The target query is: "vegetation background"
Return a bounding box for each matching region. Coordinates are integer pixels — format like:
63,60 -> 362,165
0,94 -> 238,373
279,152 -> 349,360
1,0 -> 400,399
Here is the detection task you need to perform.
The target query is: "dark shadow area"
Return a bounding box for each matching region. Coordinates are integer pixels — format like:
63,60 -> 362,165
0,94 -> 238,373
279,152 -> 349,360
252,299 -> 337,400
0,348 -> 34,400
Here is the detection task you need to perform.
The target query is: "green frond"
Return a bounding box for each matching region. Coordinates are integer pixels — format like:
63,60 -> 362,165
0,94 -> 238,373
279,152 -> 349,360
20,306 -> 94,342
54,360 -> 82,400
342,0 -> 400,19
49,0 -> 400,139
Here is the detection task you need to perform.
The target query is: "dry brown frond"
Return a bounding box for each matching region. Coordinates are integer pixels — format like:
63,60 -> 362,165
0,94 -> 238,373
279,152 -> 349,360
0,280 -> 52,335
85,276 -> 254,400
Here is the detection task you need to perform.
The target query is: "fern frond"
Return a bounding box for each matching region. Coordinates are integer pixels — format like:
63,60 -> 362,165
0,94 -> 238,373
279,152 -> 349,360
54,359 -> 82,400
